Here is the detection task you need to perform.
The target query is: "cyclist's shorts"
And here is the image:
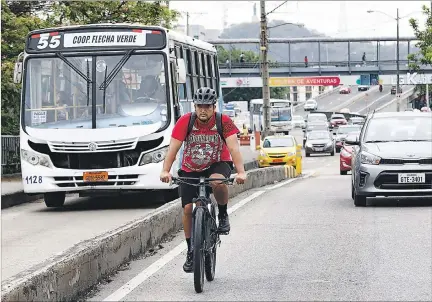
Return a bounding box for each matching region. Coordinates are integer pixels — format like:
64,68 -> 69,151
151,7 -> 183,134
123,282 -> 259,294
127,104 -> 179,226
178,161 -> 233,207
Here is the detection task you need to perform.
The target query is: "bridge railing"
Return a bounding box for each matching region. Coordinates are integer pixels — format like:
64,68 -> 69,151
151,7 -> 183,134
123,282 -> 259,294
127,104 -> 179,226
1,135 -> 20,175
220,60 -> 411,69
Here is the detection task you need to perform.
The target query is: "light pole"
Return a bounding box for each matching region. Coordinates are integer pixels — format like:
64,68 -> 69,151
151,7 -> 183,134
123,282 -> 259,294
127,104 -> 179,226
367,9 -> 400,111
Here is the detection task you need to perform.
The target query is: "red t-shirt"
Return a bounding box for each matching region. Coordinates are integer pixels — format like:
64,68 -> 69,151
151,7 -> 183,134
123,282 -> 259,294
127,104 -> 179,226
172,112 -> 240,172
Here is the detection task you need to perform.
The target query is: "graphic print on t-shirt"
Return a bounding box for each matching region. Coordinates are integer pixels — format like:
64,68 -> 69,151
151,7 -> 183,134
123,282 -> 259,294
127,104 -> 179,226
183,123 -> 223,171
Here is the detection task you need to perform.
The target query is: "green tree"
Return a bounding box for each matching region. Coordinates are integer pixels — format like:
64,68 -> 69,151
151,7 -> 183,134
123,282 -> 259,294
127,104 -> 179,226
1,0 -> 52,135
216,45 -> 260,64
408,4 -> 432,102
48,1 -> 179,27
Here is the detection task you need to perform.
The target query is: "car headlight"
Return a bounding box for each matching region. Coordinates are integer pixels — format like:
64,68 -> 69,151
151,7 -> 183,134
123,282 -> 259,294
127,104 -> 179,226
287,152 -> 295,156
139,146 -> 168,166
21,149 -> 51,168
305,142 -> 313,148
325,141 -> 333,147
360,151 -> 381,165
259,149 -> 266,156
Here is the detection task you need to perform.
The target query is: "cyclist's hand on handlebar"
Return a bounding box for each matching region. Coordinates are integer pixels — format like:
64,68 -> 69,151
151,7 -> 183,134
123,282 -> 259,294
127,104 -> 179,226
235,172 -> 247,184
160,170 -> 172,183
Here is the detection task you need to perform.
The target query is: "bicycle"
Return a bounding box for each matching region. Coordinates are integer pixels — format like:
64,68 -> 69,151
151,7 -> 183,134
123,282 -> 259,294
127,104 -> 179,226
171,176 -> 235,293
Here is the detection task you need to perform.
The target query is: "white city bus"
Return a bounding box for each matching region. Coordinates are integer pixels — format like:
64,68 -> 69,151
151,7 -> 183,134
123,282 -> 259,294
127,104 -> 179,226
249,99 -> 293,134
13,24 -> 221,207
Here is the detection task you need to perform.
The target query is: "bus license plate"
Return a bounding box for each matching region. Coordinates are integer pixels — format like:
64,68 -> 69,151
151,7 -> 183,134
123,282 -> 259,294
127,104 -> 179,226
398,173 -> 425,184
83,171 -> 109,182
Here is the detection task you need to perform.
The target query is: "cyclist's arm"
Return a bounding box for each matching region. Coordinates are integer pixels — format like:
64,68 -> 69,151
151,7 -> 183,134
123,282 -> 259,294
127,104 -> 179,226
225,134 -> 245,174
221,115 -> 245,174
162,137 -> 183,172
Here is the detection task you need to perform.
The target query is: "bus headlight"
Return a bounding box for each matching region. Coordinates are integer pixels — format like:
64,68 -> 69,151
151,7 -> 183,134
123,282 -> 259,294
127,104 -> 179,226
21,149 -> 51,168
139,146 -> 168,166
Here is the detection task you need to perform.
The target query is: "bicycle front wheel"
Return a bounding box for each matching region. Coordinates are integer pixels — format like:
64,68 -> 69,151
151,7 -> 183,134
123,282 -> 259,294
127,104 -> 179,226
193,207 -> 205,293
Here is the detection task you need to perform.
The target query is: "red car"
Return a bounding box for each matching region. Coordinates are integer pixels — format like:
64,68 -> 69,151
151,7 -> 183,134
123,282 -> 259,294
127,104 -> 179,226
339,86 -> 351,94
339,133 -> 359,175
330,114 -> 347,129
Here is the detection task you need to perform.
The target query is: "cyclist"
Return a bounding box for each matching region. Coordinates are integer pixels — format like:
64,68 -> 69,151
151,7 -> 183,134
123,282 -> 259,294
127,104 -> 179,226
160,87 -> 247,273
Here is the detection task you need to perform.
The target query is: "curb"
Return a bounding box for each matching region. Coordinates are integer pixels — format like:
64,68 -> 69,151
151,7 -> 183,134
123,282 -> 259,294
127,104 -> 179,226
1,166 -> 292,302
1,160 -> 259,210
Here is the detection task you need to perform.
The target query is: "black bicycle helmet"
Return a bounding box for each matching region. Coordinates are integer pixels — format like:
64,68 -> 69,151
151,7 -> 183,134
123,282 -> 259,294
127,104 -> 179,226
193,87 -> 217,104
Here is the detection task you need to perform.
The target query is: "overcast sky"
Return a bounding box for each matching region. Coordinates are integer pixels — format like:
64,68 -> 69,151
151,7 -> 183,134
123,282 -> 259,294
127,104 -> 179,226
169,1 -> 429,38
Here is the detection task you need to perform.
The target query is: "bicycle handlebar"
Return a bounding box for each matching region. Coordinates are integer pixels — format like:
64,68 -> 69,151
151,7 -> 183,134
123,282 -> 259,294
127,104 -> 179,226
171,176 -> 235,187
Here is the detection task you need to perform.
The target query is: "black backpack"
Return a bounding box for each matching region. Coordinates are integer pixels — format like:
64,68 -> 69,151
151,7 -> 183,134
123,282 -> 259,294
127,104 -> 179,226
186,112 -> 226,144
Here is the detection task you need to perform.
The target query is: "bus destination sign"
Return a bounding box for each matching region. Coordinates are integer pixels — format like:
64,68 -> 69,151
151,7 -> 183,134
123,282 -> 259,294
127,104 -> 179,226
26,28 -> 165,53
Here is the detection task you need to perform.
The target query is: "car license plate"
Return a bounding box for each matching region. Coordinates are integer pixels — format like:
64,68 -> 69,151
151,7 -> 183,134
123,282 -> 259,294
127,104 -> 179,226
83,171 -> 109,182
273,158 -> 284,163
398,173 -> 425,183
315,147 -> 324,151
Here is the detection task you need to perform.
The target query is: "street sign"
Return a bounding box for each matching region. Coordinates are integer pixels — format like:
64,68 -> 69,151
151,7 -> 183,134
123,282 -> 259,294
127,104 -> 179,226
269,76 -> 340,87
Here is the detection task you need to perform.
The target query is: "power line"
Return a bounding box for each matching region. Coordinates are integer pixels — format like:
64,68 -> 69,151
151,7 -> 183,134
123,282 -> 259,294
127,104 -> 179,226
266,1 -> 288,16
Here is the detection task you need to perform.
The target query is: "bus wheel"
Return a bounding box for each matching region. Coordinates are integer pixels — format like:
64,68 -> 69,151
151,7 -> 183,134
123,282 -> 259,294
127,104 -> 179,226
44,192 -> 66,208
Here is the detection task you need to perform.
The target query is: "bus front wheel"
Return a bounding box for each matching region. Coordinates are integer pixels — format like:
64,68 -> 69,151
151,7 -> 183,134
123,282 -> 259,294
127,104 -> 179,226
44,192 -> 66,208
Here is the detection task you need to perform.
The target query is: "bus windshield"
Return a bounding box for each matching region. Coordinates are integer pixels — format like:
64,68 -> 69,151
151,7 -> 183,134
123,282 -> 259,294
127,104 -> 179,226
23,53 -> 167,130
271,107 -> 292,122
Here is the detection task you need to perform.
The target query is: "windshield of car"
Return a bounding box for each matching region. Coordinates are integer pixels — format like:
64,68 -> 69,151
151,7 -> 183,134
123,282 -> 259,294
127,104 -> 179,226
307,115 -> 326,122
308,131 -> 330,140
331,115 -> 345,120
364,116 -> 432,142
23,53 -> 167,130
345,134 -> 359,145
306,100 -> 316,105
263,137 -> 295,148
337,125 -> 361,134
307,124 -> 327,131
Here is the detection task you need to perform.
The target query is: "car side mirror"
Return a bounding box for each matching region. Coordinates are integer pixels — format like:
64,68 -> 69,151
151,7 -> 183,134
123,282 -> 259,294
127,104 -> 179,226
333,132 -> 336,135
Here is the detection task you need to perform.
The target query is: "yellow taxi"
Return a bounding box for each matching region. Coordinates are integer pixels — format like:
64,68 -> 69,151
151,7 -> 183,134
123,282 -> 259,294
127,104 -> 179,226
257,135 -> 298,168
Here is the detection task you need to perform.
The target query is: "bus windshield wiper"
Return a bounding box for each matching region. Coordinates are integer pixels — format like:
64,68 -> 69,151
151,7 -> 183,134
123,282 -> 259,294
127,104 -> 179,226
98,49 -> 134,112
98,49 -> 134,91
56,52 -> 92,107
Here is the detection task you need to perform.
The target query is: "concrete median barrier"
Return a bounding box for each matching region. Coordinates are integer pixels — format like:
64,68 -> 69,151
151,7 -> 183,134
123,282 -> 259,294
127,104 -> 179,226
1,160 -> 259,210
1,165 -> 287,302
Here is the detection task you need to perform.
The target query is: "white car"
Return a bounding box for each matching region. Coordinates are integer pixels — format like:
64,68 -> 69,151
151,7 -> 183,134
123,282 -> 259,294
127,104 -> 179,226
304,99 -> 318,111
291,115 -> 306,128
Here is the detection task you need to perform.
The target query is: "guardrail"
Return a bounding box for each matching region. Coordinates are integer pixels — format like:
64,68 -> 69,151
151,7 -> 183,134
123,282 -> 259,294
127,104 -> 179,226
375,87 -> 417,112
1,136 -> 20,175
220,60 -> 411,69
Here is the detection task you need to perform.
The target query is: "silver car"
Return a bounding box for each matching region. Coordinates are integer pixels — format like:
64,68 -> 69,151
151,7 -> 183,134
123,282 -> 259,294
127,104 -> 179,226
304,130 -> 335,157
350,112 -> 432,207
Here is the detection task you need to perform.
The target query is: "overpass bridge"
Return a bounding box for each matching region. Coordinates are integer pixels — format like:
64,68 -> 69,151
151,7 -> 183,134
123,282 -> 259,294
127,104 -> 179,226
206,36 -> 432,77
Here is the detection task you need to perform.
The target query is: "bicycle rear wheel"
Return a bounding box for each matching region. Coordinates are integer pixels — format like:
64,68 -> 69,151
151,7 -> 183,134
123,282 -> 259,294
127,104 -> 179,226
193,207 -> 205,293
205,203 -> 217,281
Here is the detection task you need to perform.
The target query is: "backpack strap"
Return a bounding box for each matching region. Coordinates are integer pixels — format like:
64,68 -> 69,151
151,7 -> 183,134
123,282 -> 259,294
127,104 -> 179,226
185,112 -> 226,144
186,112 -> 197,140
215,112 -> 226,144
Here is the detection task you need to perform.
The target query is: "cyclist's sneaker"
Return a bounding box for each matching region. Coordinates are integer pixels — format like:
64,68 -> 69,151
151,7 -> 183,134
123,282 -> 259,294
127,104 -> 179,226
183,251 -> 193,273
218,213 -> 230,233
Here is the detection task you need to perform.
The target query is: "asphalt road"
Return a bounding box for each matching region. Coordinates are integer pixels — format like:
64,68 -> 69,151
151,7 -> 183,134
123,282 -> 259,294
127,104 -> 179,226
88,154 -> 432,302
0,145 -> 259,280
295,85 -> 394,117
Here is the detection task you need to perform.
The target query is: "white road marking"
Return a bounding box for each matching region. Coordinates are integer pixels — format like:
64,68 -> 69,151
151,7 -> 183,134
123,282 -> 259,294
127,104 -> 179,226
358,93 -> 390,113
102,170 -> 319,301
102,190 -> 266,301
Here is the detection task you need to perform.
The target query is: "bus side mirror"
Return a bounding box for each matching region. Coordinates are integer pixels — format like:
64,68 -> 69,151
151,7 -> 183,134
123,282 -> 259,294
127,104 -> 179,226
13,62 -> 23,84
176,58 -> 186,84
